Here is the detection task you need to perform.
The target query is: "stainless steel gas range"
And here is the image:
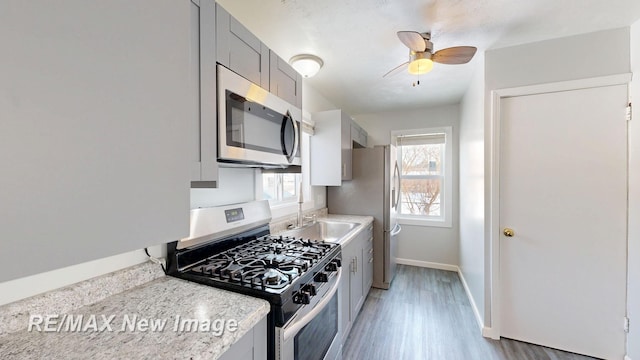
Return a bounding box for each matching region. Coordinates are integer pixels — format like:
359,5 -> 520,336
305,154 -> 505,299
167,201 -> 342,360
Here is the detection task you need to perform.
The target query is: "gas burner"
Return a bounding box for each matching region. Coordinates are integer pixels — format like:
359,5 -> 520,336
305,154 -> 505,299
263,268 -> 282,284
184,234 -> 339,292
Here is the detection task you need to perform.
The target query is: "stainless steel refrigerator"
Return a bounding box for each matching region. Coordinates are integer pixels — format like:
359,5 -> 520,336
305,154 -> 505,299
327,145 -> 402,289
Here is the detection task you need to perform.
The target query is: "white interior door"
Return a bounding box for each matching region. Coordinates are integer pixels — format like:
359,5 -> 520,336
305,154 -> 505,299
499,84 -> 628,359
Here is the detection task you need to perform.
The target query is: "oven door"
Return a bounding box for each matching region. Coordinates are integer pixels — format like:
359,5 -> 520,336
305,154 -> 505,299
217,64 -> 301,167
276,268 -> 342,360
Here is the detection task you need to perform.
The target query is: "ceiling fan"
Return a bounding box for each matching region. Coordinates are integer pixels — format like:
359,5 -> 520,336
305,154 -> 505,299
383,31 -> 477,79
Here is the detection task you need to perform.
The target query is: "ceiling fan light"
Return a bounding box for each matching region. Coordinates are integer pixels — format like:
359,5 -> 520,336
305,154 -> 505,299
289,54 -> 324,78
408,58 -> 433,75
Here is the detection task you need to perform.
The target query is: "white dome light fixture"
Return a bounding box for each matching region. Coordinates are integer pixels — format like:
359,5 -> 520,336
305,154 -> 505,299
289,54 -> 324,78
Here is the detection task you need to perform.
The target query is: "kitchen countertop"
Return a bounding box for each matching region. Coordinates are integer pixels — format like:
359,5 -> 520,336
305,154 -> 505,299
0,275 -> 270,360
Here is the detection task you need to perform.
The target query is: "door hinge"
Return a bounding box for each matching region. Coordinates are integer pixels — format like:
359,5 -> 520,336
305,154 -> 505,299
624,317 -> 630,333
626,103 -> 632,121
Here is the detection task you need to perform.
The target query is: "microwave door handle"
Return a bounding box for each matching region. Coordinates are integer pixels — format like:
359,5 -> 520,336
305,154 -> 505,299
290,116 -> 300,160
281,112 -> 299,163
282,267 -> 342,341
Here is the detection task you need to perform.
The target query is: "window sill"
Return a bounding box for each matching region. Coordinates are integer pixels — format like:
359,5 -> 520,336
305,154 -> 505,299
397,216 -> 452,228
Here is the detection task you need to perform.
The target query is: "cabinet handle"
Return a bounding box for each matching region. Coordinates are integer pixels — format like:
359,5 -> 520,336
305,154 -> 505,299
368,248 -> 373,254
353,257 -> 358,273
369,257 -> 373,263
342,163 -> 347,177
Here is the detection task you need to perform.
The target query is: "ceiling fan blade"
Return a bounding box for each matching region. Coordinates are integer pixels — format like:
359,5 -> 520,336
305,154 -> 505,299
382,61 -> 409,78
397,31 -> 426,52
432,46 -> 477,64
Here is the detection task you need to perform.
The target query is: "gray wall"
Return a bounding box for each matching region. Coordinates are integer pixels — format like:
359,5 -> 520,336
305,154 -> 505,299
627,19 -> 640,360
353,105 -> 460,266
459,52 -> 486,325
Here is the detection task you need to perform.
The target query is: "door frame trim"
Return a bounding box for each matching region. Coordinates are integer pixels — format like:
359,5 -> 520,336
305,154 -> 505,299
487,73 -> 632,340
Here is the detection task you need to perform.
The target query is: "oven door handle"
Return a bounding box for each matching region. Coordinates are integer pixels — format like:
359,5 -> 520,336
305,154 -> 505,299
283,267 -> 342,341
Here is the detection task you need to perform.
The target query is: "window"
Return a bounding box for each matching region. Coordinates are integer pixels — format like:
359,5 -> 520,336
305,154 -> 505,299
394,127 -> 452,227
262,173 -> 301,205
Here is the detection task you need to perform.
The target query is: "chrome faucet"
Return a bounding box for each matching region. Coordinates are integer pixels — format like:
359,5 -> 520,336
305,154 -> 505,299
297,199 -> 304,228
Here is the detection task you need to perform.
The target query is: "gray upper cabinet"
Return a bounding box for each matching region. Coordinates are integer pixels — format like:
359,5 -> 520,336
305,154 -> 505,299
269,51 -> 303,108
190,0 -> 218,187
216,3 -> 269,88
0,0 -> 191,282
351,121 -> 368,149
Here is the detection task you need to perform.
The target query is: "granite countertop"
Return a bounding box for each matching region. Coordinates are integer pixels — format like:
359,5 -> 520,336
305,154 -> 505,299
0,276 -> 270,360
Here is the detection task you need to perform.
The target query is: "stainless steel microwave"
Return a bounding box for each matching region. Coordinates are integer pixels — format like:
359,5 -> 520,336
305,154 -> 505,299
217,64 -> 302,168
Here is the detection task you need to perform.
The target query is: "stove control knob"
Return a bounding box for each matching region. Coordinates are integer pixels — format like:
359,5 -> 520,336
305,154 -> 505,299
293,291 -> 311,305
325,262 -> 338,272
303,284 -> 317,296
314,272 -> 329,283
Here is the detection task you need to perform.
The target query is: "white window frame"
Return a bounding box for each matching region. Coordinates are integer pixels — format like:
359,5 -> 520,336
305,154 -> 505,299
392,126 -> 453,228
259,172 -> 301,207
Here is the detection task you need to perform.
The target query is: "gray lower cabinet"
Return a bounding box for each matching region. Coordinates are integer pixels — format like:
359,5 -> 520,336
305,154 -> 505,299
216,3 -> 269,88
190,0 -> 218,187
219,316 -> 267,360
339,224 -> 374,345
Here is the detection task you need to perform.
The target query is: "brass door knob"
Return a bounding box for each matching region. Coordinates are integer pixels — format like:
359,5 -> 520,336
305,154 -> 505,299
503,228 -> 514,237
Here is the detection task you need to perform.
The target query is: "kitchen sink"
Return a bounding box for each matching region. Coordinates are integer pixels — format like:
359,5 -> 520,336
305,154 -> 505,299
282,219 -> 359,243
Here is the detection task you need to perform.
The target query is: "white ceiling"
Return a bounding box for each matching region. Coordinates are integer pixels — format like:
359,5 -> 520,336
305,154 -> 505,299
216,0 -> 640,115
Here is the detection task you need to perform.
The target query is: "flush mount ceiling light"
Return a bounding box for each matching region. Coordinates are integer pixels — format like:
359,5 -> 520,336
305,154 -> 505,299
289,54 -> 324,78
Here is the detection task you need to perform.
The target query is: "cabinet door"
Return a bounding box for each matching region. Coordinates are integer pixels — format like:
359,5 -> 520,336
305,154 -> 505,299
349,236 -> 364,318
339,252 -> 352,345
363,226 -> 374,292
216,4 -> 269,87
269,51 -> 302,108
190,0 -> 218,187
0,0 -> 191,281
219,317 -> 267,360
341,113 -> 353,180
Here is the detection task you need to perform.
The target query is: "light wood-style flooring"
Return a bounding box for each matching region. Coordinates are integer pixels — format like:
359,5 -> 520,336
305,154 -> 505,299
343,265 -> 598,360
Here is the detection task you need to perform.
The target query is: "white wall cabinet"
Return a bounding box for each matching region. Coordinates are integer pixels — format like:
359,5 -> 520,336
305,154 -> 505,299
190,0 -> 218,187
311,110 -> 354,186
218,316 -> 267,360
216,3 -> 269,88
269,50 -> 303,109
339,224 -> 374,344
0,0 -> 191,282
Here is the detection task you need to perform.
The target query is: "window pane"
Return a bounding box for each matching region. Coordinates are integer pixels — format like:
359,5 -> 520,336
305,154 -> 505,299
400,178 -> 441,216
281,174 -> 298,201
262,173 -> 277,201
400,144 -> 443,176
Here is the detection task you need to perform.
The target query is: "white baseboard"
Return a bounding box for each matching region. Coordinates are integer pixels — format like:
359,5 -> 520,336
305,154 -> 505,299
481,327 -> 500,340
457,268 -> 485,336
395,258 -> 458,272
